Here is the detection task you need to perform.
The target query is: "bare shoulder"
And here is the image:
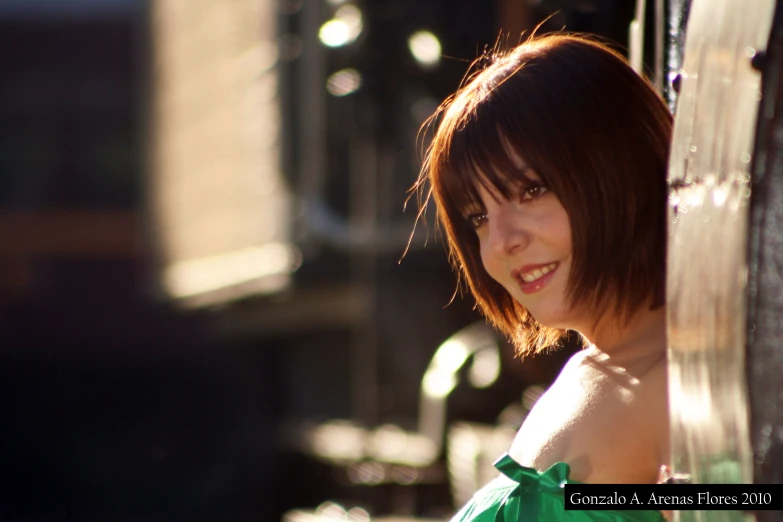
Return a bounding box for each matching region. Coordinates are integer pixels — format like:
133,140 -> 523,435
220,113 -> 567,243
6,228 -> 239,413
508,346 -> 668,483
585,350 -> 669,482
507,350 -> 588,467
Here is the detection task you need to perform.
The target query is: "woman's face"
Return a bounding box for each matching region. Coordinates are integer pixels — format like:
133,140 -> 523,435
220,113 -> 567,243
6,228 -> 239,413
466,159 -> 580,330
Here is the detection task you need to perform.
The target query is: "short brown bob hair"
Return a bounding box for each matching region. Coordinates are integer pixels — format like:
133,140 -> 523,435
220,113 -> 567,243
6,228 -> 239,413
414,34 -> 672,356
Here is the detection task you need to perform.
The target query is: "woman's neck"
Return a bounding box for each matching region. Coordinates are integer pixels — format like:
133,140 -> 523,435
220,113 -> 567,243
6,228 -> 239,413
578,304 -> 667,361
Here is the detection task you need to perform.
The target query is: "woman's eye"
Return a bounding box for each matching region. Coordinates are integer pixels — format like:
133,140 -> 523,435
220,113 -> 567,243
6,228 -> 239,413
465,212 -> 487,229
520,184 -> 548,201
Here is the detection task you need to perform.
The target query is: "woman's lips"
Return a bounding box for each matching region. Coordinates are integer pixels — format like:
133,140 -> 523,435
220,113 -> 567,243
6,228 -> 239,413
511,262 -> 559,295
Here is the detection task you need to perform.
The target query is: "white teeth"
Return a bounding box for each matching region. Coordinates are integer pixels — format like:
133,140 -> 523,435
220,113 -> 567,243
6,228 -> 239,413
520,263 -> 557,284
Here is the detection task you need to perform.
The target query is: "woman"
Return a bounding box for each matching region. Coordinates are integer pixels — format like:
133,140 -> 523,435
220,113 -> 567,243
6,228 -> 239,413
414,33 -> 672,521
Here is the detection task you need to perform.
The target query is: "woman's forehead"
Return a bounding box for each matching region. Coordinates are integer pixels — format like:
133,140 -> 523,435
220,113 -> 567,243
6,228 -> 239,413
452,161 -> 540,211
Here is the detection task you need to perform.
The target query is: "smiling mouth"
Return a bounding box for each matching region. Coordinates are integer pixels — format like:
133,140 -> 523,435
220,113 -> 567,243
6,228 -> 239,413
511,262 -> 559,294
517,262 -> 558,283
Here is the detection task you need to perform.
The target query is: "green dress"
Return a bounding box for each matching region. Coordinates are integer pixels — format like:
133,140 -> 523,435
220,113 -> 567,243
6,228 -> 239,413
451,453 -> 666,522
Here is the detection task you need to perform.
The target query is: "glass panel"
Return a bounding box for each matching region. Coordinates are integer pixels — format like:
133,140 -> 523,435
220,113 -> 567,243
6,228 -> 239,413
667,0 -> 774,521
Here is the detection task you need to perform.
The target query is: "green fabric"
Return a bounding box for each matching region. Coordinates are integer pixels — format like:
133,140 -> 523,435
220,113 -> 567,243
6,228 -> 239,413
450,453 -> 666,522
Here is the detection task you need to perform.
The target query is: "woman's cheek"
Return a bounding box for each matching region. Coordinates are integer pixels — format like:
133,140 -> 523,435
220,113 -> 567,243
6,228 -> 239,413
480,254 -> 509,291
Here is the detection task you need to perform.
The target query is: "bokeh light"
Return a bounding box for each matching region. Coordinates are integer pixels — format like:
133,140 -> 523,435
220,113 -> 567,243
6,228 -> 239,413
326,68 -> 362,97
318,5 -> 363,48
408,30 -> 441,68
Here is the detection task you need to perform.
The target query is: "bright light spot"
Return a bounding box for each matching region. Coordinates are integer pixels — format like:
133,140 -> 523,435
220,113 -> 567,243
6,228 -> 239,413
432,339 -> 469,372
319,20 -> 351,47
422,370 -> 457,398
310,421 -> 366,460
713,185 -> 729,207
318,5 -> 362,47
326,68 -> 362,96
164,243 -> 301,298
367,424 -> 407,457
408,30 -> 441,68
422,338 -> 472,397
684,184 -> 705,208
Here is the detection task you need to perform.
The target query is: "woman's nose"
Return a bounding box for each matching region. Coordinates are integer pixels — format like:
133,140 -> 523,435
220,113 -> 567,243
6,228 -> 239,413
486,209 -> 530,257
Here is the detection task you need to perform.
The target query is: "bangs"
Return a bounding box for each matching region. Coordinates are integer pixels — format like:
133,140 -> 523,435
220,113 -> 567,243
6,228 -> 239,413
434,110 -> 541,220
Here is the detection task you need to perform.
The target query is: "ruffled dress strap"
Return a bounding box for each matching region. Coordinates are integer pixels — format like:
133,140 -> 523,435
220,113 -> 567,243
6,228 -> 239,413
450,454 -> 667,522
449,453 -> 571,522
493,453 -> 570,522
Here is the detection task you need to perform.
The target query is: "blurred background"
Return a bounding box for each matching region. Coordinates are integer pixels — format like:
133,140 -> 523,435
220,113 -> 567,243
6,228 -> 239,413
0,0 -> 657,520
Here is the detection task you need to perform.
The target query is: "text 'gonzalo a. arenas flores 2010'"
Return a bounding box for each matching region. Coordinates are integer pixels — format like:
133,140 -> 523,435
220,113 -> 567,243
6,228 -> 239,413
564,484 -> 780,510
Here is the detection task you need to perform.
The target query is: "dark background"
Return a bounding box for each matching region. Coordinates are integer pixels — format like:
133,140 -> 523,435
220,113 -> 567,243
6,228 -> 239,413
0,1 -> 651,520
